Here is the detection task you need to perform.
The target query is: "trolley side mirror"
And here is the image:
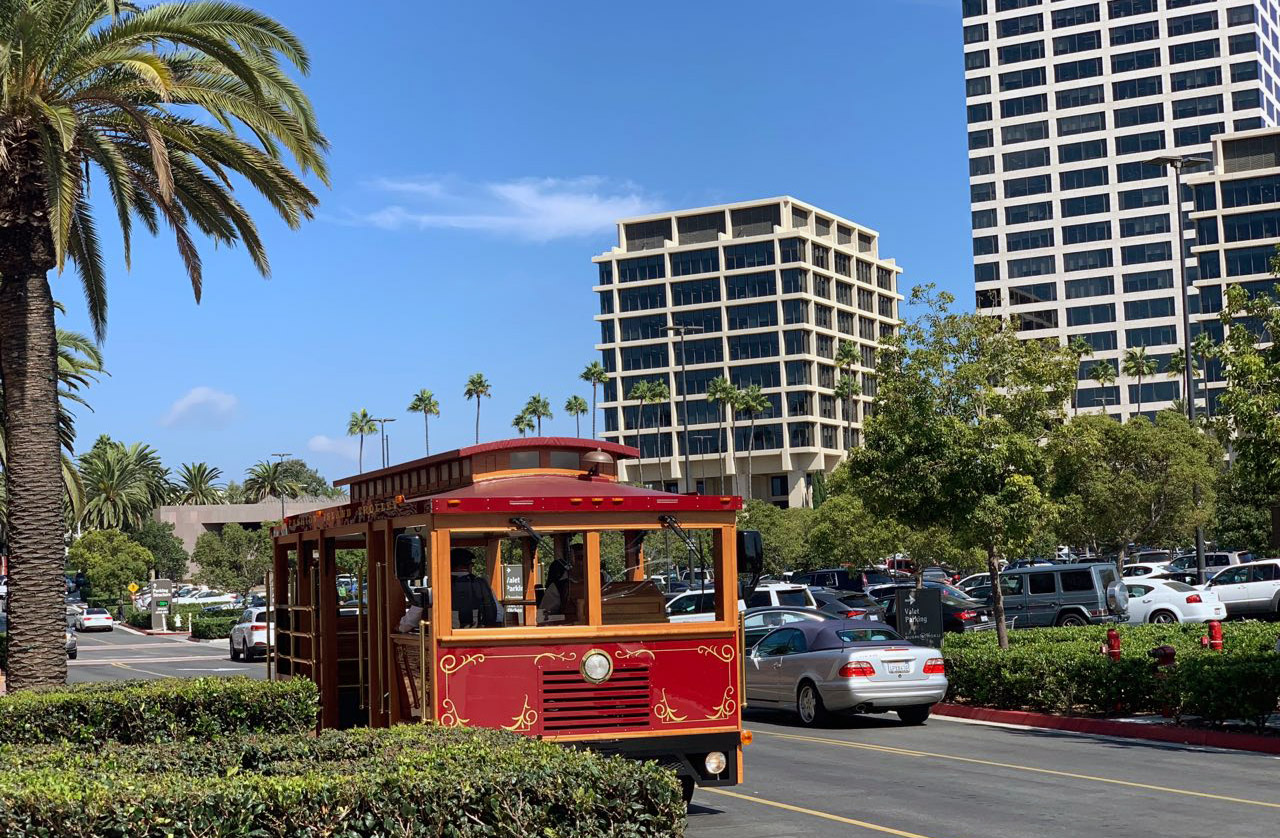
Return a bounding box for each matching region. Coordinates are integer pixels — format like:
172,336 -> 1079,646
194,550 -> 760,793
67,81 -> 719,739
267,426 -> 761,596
737,530 -> 764,578
395,534 -> 424,580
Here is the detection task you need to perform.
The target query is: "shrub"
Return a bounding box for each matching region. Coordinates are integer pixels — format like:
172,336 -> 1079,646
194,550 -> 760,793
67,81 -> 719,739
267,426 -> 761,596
0,725 -> 684,837
1177,654 -> 1280,730
0,677 -> 316,746
190,614 -> 238,640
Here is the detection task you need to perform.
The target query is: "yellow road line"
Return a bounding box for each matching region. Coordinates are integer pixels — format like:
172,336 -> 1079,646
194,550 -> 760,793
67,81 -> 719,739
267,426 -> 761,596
758,730 -> 1280,810
702,788 -> 940,838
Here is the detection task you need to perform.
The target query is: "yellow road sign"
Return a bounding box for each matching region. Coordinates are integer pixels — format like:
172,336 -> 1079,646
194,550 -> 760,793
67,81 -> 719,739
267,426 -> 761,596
127,583 -> 139,594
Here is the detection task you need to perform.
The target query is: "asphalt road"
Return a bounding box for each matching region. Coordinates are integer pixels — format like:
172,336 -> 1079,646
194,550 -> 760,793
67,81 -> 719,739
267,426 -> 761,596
67,626 -> 267,683
690,711 -> 1280,838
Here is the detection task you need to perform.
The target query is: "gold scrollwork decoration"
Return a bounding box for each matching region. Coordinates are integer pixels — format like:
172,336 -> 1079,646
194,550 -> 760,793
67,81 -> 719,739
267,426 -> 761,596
654,689 -> 688,723
501,695 -> 538,733
613,648 -> 656,661
707,687 -> 737,720
531,651 -> 579,666
439,653 -> 486,676
439,698 -> 469,727
697,644 -> 735,664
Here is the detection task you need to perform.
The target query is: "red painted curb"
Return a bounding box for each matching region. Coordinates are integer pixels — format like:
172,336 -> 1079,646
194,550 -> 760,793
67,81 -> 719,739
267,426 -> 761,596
934,703 -> 1280,755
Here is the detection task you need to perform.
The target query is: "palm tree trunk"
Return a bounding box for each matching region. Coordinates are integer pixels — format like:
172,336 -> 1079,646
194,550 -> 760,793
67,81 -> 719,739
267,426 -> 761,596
726,411 -> 736,497
634,399 -> 646,486
1136,373 -> 1143,418
422,412 -> 429,456
590,383 -> 598,439
358,433 -> 364,473
475,399 -> 481,444
575,414 -> 581,437
0,271 -> 68,689
717,405 -> 726,494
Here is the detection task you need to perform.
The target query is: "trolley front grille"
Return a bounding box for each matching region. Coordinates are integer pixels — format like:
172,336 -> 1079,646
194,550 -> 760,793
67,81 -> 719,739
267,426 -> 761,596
540,665 -> 651,732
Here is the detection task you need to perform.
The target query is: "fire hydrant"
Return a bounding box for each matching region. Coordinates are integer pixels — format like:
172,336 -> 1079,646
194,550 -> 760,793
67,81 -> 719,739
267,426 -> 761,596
1207,619 -> 1224,652
1105,627 -> 1122,662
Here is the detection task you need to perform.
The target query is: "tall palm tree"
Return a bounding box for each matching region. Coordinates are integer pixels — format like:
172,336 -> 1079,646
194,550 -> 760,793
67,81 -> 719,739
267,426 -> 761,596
464,373 -> 491,444
736,385 -> 771,501
79,441 -> 168,531
564,395 -> 589,437
244,460 -> 301,503
643,381 -> 671,487
834,374 -> 862,449
1192,332 -> 1215,418
1068,337 -> 1094,417
347,409 -> 377,473
626,381 -> 653,487
511,410 -> 534,437
835,339 -> 859,377
0,1 -> 326,689
175,462 -> 224,505
706,377 -> 738,495
1165,348 -> 1200,411
524,394 -> 552,436
406,389 -> 440,456
580,361 -> 609,439
1088,362 -> 1118,414
1122,347 -> 1157,419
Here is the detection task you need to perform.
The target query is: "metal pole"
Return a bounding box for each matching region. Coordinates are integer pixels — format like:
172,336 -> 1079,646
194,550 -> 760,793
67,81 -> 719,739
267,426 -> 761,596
271,453 -> 291,521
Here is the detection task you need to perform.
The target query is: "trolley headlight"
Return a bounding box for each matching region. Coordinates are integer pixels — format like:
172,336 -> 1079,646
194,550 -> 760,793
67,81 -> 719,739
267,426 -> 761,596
704,751 -> 727,775
581,650 -> 613,684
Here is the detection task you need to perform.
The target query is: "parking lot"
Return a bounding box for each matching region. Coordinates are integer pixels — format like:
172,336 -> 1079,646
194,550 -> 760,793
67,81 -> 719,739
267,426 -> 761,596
691,712 -> 1280,838
66,626 -> 266,683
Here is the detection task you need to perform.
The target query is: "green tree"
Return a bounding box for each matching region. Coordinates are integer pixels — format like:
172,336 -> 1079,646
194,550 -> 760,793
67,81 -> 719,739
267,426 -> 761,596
564,395 -> 589,437
1087,362 -> 1117,414
706,377 -> 739,495
1166,348 -> 1199,408
642,380 -> 670,487
174,462 -> 224,505
1212,467 -> 1274,554
347,409 -> 377,474
511,409 -> 534,437
127,518 -> 189,582
68,529 -> 151,607
243,460 -> 301,504
464,373 -> 491,444
805,495 -> 903,572
223,480 -> 247,504
1123,347 -> 1157,419
524,394 -> 553,436
835,340 -> 859,377
406,389 -> 440,456
193,522 -> 272,599
276,458 -> 344,499
847,285 -> 1078,648
0,1 -> 325,690
833,374 -> 861,449
79,439 -> 171,531
580,362 -> 609,439
626,381 -> 655,487
737,500 -> 814,576
736,385 -> 770,501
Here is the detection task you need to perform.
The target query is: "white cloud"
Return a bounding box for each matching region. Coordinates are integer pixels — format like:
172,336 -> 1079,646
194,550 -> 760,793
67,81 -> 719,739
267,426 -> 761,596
307,434 -> 361,462
161,386 -> 237,428
342,175 -> 663,241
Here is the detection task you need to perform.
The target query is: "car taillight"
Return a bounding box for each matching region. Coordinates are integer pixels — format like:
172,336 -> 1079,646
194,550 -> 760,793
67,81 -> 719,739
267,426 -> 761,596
842,609 -> 867,618
923,658 -> 945,675
955,610 -> 978,621
251,624 -> 267,631
1185,594 -> 1202,604
839,661 -> 875,677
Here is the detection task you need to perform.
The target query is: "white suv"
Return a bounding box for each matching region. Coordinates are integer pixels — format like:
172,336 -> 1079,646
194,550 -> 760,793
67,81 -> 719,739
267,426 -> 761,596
665,583 -> 814,623
229,608 -> 274,661
1204,559 -> 1280,618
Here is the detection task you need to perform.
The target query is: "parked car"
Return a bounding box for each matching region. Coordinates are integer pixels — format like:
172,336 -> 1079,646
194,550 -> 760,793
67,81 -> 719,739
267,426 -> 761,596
791,568 -> 898,592
1123,579 -> 1225,624
1121,562 -> 1170,579
176,589 -> 235,607
1004,558 -> 1056,570
65,626 -> 78,659
919,566 -> 957,584
1130,550 -> 1173,565
0,574 -> 8,599
810,589 -> 888,622
229,608 -> 275,661
666,583 -> 815,623
1168,552 -> 1249,573
995,564 -> 1127,627
745,620 -> 947,727
869,584 -> 996,633
75,607 -> 114,632
956,573 -> 989,592
742,606 -> 834,651
1203,559 -> 1280,618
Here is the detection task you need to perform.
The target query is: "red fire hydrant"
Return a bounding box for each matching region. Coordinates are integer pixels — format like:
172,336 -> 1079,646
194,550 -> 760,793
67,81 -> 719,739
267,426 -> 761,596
1205,620 -> 1224,653
1105,626 -> 1122,662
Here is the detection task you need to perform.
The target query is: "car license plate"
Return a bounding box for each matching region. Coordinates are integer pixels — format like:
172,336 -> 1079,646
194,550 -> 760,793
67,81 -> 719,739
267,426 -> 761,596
887,662 -> 911,674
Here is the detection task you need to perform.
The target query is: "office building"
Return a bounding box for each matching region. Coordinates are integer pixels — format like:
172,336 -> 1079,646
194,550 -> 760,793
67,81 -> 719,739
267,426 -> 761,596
592,197 -> 903,508
963,0 -> 1280,416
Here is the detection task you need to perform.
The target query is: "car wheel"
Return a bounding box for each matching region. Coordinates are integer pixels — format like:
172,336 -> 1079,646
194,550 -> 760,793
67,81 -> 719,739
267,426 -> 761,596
1055,612 -> 1087,627
897,704 -> 931,725
230,638 -> 241,661
679,776 -> 695,805
1148,610 -> 1178,624
243,640 -> 254,662
796,681 -> 830,727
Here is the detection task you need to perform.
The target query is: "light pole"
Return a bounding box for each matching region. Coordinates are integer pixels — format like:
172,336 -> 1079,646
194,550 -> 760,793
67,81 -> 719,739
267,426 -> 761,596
372,418 -> 396,468
271,452 -> 291,520
665,323 -> 704,494
1149,154 -> 1211,584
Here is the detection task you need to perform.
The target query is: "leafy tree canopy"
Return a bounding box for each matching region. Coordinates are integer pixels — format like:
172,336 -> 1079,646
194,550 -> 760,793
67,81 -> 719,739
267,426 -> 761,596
127,518 -> 188,583
68,529 -> 152,604
193,523 -> 272,597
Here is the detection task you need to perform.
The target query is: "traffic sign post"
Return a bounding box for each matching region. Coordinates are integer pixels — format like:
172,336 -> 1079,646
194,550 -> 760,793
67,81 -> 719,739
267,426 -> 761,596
150,578 -> 172,631
895,587 -> 943,650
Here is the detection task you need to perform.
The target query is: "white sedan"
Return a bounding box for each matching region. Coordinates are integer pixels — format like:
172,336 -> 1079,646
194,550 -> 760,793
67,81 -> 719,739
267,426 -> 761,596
1124,579 -> 1224,624
177,589 -> 236,607
75,607 -> 114,631
1121,562 -> 1170,578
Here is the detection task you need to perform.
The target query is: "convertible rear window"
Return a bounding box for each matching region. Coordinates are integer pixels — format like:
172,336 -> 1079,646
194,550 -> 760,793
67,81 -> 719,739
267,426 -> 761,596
838,628 -> 901,642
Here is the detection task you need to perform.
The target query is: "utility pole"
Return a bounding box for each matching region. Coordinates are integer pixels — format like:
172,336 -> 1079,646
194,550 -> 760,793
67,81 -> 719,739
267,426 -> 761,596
373,418 -> 396,468
271,452 -> 291,520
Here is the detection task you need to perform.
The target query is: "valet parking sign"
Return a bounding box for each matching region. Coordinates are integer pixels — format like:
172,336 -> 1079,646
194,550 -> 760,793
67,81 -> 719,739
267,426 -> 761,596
895,586 -> 943,650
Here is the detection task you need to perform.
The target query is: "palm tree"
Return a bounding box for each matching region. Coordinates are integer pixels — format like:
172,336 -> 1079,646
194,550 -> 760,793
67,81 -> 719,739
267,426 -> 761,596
626,381 -> 653,486
406,389 -> 440,456
524,394 -> 553,436
464,373 -> 491,444
737,385 -> 771,501
580,361 -> 609,439
1088,362 -> 1118,414
511,410 -> 535,437
175,463 -> 224,505
1068,337 -> 1094,417
244,460 -> 301,503
0,1 -> 325,689
834,375 -> 862,449
79,441 -> 169,531
1165,348 -> 1200,410
835,340 -> 859,376
1122,347 -> 1157,419
644,381 -> 671,486
347,410 -> 377,473
1192,332 -> 1215,418
564,395 -> 589,437
706,377 -> 738,495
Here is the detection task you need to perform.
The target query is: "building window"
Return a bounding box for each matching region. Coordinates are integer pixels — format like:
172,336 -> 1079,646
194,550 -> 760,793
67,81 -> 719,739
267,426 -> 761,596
877,268 -> 893,290
1053,4 -> 1099,28
1055,57 -> 1102,83
1002,121 -> 1049,145
1125,324 -> 1177,347
1119,214 -> 1170,238
784,299 -> 809,325
1015,308 -> 1059,331
1118,185 -> 1167,210
1001,66 -> 1046,91
599,291 -> 614,314
669,248 -> 719,277
1060,167 -> 1107,191
835,252 -> 852,277
1113,76 -> 1162,100
813,275 -> 831,298
1110,20 -> 1157,46
1063,220 -> 1111,244
1066,303 -> 1116,327
1058,139 -> 1106,163
1005,201 -> 1053,225
1057,112 -> 1104,136
785,360 -> 811,387
1169,39 -> 1220,65
1005,173 -> 1051,198
1170,66 -> 1221,92
726,301 -> 778,330
1061,193 -> 1109,217
1054,30 -> 1101,55
728,333 -> 779,361
1115,131 -> 1164,155
675,337 -> 723,366
965,50 -> 991,70
1123,297 -> 1175,320
972,182 -> 997,203
779,237 -> 806,263
1006,228 -> 1053,252
974,235 -> 998,256
1122,270 -> 1172,294
784,330 -> 810,356
1108,0 -> 1155,19
620,313 -> 667,342
1167,11 -> 1218,39
725,271 -> 776,300
618,285 -> 665,312
1225,245 -> 1275,277
598,262 -> 613,284
998,13 -> 1044,39
788,423 -> 815,449
1000,93 -> 1048,119
617,254 -> 665,283
730,204 -> 781,238
1063,249 -> 1112,273
998,40 -> 1046,65
671,278 -> 719,307
729,362 -> 781,390
1065,275 -> 1114,298
620,343 -> 668,371
1057,84 -> 1103,109
672,307 -> 721,333
817,334 -> 835,358
781,268 -> 807,294
1009,281 -> 1057,305
724,242 -> 775,270
1115,102 -> 1163,128
1173,94 -> 1223,120
677,212 -> 725,245
1173,123 -> 1222,147
1111,48 -> 1159,75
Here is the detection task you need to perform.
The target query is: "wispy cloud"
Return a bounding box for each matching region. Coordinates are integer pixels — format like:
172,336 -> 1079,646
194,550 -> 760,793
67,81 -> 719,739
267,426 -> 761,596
161,386 -> 237,428
341,175 -> 662,241
308,434 -> 360,462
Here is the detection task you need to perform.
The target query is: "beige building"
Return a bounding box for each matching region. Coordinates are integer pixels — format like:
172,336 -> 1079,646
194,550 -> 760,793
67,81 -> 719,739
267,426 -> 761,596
154,497 -> 336,554
592,196 -> 903,508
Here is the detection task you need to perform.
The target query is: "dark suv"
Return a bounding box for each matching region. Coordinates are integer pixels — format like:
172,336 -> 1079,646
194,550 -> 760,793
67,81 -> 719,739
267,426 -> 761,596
997,564 -> 1128,627
791,568 -> 898,591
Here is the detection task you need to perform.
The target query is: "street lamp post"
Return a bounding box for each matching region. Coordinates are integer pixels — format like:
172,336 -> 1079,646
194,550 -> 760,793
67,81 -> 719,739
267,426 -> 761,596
665,323 -> 704,494
372,418 -> 396,468
271,452 -> 291,520
1149,154 -> 1210,584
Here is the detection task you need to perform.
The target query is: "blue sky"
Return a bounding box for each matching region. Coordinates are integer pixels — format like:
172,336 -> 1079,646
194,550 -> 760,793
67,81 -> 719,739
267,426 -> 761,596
59,0 -> 967,485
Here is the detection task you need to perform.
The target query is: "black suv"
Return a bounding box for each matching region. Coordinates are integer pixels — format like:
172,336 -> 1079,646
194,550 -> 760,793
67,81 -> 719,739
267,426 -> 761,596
791,568 -> 899,591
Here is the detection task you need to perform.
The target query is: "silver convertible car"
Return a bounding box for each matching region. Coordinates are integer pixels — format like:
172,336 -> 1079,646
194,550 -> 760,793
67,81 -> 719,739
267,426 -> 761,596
745,620 -> 947,727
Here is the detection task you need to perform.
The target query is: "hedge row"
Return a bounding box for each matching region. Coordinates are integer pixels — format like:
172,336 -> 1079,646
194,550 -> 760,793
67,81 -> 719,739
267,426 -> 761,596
0,677 -> 317,745
0,725 -> 683,837
190,614 -> 238,640
123,603 -> 213,630
943,621 -> 1280,656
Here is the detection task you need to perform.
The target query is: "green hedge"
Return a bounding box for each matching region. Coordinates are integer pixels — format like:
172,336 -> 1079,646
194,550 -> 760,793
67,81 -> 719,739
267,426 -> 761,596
0,677 -> 317,746
0,725 -> 683,837
124,603 -> 215,630
943,622 -> 1280,728
190,614 -> 238,640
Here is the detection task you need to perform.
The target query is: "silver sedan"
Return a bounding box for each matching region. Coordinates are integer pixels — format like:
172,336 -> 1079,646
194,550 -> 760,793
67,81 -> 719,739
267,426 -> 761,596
745,620 -> 947,727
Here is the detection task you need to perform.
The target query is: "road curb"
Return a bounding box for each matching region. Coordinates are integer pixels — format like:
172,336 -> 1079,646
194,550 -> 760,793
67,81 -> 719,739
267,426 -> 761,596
934,703 -> 1280,755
